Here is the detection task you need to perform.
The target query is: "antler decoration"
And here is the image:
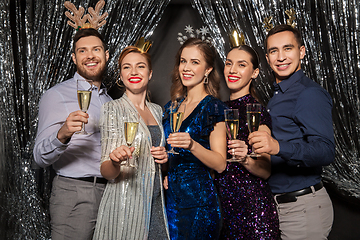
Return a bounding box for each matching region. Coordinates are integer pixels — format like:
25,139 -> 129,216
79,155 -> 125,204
64,0 -> 108,30
229,30 -> 246,48
263,16 -> 274,32
285,8 -> 296,28
64,1 -> 88,30
135,37 -> 152,53
88,0 -> 108,30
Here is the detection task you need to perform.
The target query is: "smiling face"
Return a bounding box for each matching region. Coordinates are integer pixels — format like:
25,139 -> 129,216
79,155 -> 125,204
72,35 -> 109,83
120,52 -> 152,95
224,49 -> 259,96
178,46 -> 213,89
266,30 -> 305,83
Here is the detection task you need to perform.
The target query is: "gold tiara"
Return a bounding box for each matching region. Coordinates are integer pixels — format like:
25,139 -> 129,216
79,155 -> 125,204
229,30 -> 246,48
64,0 -> 108,30
263,8 -> 296,32
135,37 -> 152,53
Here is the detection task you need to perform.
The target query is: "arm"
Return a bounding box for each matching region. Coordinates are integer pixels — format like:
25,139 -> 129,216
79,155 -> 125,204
250,87 -> 335,167
33,89 -> 88,168
167,121 -> 227,173
239,124 -> 271,179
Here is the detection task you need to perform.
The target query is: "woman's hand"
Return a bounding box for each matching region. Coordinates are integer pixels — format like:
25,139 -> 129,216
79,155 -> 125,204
151,146 -> 168,164
167,132 -> 194,150
109,145 -> 135,166
227,139 -> 248,161
163,175 -> 168,190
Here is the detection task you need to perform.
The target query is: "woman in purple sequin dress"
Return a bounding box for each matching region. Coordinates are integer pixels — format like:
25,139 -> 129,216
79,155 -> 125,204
214,45 -> 279,239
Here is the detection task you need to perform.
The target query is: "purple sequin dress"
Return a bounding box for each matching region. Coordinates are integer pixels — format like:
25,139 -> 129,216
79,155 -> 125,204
214,94 -> 279,240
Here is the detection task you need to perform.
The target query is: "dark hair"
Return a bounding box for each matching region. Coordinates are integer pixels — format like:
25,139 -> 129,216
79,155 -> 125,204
72,28 -> 107,53
170,38 -> 220,102
228,45 -> 261,102
264,24 -> 303,52
118,46 -> 152,72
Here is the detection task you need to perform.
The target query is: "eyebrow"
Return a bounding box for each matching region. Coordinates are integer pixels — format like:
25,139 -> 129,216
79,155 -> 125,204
181,57 -> 200,62
268,44 -> 295,52
76,45 -> 103,51
122,62 -> 147,66
225,59 -> 248,64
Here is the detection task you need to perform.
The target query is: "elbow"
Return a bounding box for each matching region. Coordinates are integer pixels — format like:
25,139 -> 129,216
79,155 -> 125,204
215,161 -> 227,174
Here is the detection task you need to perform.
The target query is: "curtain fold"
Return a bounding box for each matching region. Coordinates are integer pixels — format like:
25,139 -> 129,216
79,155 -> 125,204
191,0 -> 360,200
0,0 -> 170,238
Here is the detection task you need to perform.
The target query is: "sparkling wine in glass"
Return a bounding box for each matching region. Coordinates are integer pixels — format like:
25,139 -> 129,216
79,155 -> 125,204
224,109 -> 239,161
246,103 -> 262,157
168,101 -> 185,155
123,113 -> 139,168
76,79 -> 93,135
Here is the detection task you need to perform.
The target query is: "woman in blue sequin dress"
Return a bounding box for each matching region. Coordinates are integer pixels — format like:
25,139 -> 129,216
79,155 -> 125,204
214,45 -> 279,239
163,38 -> 228,239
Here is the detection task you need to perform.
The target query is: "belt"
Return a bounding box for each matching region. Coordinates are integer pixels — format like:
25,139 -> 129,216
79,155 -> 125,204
59,175 -> 107,184
275,182 -> 323,204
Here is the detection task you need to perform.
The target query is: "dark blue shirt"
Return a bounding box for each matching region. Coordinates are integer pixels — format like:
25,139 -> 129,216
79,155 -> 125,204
267,70 -> 335,194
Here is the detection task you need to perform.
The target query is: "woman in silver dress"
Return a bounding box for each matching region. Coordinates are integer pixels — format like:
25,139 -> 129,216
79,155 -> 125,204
93,46 -> 170,240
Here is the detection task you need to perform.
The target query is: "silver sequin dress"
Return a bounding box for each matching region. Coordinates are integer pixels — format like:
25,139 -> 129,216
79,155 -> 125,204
93,94 -> 170,240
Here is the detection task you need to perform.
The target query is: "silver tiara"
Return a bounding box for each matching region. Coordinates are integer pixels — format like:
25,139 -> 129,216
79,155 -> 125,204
177,25 -> 212,45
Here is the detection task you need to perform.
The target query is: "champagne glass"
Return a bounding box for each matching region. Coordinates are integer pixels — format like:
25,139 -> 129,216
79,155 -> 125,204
123,113 -> 140,168
167,101 -> 186,155
224,109 -> 239,161
76,79 -> 93,135
246,103 -> 262,157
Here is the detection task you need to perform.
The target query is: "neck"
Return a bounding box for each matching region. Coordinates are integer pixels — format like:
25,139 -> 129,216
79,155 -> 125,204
230,89 -> 250,101
125,90 -> 147,110
185,85 -> 208,103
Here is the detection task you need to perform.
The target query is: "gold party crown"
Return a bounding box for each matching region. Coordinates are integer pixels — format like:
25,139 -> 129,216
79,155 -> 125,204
229,30 -> 246,48
64,0 -> 108,30
135,37 -> 152,53
263,8 -> 297,32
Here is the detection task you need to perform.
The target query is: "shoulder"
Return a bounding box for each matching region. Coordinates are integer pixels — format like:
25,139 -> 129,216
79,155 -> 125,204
298,78 -> 332,104
205,95 -> 229,111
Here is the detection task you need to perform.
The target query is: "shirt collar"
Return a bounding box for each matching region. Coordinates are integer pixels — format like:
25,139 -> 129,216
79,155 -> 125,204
273,69 -> 304,93
73,72 -> 107,94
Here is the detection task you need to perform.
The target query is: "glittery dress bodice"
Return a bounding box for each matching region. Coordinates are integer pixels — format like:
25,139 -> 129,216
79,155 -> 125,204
163,95 -> 228,240
214,94 -> 279,239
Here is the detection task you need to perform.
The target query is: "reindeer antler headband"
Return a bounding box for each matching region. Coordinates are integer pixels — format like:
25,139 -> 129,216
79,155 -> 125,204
64,0 -> 108,30
263,8 -> 297,32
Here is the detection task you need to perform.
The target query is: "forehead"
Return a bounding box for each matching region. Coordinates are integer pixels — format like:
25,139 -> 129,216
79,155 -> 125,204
121,52 -> 148,65
181,46 -> 205,60
75,36 -> 103,50
227,49 -> 252,62
267,31 -> 299,49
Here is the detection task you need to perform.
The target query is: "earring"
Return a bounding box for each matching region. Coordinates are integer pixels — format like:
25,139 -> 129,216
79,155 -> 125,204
204,74 -> 209,84
116,78 -> 124,87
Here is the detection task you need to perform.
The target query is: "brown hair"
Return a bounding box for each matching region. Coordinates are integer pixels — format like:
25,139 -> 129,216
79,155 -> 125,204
170,38 -> 220,102
229,45 -> 260,100
118,46 -> 152,72
264,24 -> 303,52
72,28 -> 107,53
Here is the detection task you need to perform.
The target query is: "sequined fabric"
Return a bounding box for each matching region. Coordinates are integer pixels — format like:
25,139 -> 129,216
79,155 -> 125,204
163,95 -> 228,240
214,94 -> 279,239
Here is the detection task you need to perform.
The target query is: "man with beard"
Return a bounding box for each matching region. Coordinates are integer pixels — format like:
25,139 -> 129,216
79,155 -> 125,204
248,24 -> 334,239
33,28 -> 112,240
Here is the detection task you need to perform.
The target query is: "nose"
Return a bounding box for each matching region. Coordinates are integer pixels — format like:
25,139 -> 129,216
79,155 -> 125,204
182,62 -> 190,71
130,67 -> 138,75
278,49 -> 286,61
229,64 -> 236,74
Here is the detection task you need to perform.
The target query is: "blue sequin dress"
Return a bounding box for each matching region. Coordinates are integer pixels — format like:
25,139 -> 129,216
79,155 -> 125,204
163,95 -> 228,240
214,94 -> 279,239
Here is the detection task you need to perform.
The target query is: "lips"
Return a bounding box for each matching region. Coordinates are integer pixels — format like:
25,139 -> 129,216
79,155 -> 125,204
85,62 -> 98,68
182,73 -> 193,80
128,77 -> 142,83
227,75 -> 240,83
276,63 -> 290,70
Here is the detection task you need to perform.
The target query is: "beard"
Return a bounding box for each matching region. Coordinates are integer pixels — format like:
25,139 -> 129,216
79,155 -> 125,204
76,58 -> 107,82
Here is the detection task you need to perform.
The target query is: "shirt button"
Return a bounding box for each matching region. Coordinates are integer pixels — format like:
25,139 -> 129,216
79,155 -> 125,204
267,109 -> 270,112
275,91 -> 278,94
297,165 -> 300,167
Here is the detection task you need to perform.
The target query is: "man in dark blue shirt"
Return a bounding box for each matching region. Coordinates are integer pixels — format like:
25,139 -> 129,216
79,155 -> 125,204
249,24 -> 335,239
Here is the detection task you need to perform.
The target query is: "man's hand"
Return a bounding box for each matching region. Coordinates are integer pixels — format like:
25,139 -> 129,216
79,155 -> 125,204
57,110 -> 89,143
248,131 -> 280,156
